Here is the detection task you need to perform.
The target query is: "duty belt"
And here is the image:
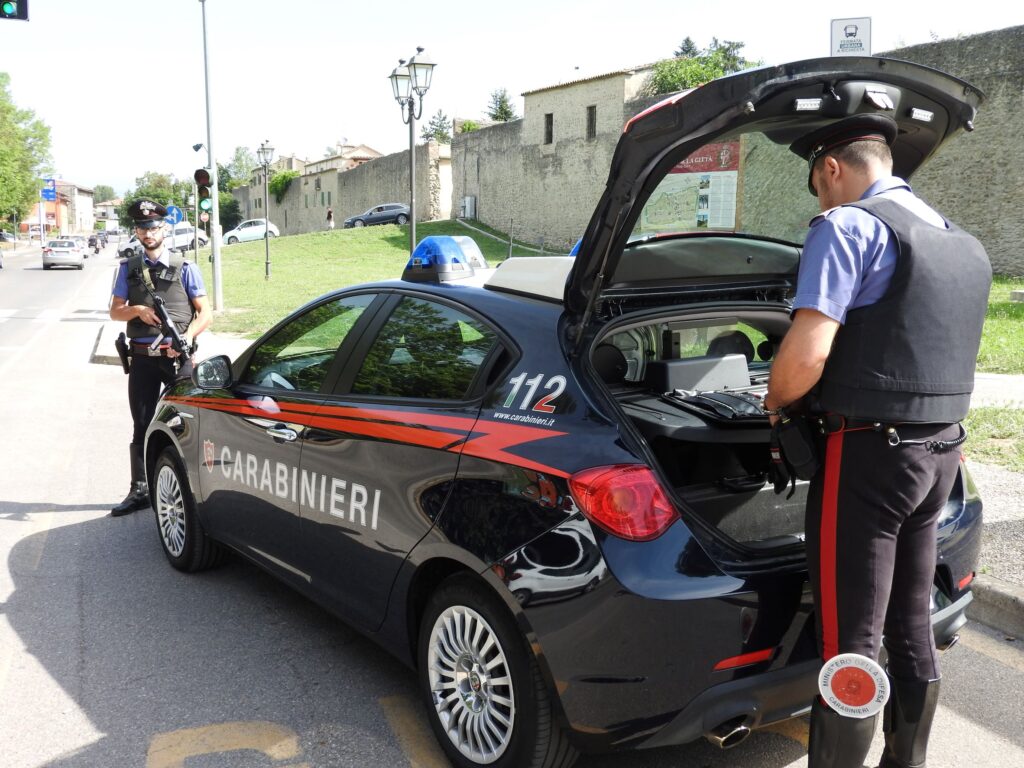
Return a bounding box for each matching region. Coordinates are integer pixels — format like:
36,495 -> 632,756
816,414 -> 967,453
131,342 -> 172,357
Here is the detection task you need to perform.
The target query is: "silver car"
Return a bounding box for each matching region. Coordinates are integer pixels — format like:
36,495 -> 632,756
42,239 -> 85,270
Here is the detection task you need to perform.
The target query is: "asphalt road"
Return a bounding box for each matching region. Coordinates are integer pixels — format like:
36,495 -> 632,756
0,243 -> 1021,767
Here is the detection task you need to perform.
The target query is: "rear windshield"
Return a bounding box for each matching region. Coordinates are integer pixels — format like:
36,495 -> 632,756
48,240 -> 74,247
630,132 -> 820,245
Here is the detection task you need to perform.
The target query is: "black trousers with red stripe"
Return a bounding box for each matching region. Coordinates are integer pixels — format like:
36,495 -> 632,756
805,422 -> 963,683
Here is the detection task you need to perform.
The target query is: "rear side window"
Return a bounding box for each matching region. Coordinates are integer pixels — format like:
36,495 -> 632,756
352,296 -> 498,400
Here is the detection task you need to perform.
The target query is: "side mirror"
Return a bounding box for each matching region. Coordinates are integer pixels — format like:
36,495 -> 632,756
193,354 -> 234,389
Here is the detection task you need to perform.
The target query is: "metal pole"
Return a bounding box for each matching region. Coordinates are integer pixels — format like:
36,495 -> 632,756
38,190 -> 43,242
508,217 -> 513,259
264,162 -> 271,280
200,0 -> 224,309
409,100 -> 416,256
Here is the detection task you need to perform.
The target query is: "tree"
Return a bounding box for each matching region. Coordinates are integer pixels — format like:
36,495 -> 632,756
218,193 -> 242,232
420,109 -> 452,144
0,72 -> 53,225
674,37 -> 700,57
459,120 -> 481,133
220,146 -> 256,192
93,184 -> 116,204
644,38 -> 758,96
706,38 -> 753,74
487,89 -> 518,122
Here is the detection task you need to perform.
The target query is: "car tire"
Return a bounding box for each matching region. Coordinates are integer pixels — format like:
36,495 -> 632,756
353,219 -> 365,228
226,236 -> 238,244
77,264 -> 84,270
418,574 -> 578,768
396,214 -> 409,225
152,447 -> 225,573
43,264 -> 51,270
268,232 -> 276,238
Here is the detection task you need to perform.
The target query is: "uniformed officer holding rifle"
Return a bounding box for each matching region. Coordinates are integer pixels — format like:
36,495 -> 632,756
763,115 -> 991,768
108,199 -> 212,517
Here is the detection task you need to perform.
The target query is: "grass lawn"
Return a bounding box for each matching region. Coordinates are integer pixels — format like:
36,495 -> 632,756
964,407 -> 1024,473
977,275 -> 1024,374
194,220 -> 541,336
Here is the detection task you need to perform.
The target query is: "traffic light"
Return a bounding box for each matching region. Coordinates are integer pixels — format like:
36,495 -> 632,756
195,168 -> 213,212
0,1 -> 28,20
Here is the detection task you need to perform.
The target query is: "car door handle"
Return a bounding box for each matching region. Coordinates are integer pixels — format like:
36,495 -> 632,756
266,425 -> 298,442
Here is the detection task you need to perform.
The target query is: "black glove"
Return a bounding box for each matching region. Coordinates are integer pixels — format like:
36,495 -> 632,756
768,425 -> 796,498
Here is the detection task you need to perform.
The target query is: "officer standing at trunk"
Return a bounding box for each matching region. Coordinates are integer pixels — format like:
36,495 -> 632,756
108,199 -> 212,516
763,115 -> 991,768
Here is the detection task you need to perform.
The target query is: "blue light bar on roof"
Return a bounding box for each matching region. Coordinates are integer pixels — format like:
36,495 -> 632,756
402,235 -> 489,283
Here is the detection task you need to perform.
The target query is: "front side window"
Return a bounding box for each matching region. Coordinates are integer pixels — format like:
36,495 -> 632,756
241,295 -> 375,392
351,296 -> 498,400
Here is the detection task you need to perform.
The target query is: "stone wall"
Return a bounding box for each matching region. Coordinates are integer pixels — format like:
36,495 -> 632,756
232,141 -> 447,237
883,27 -> 1024,275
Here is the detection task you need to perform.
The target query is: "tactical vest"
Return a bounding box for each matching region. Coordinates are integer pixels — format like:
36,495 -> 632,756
815,196 -> 991,423
125,252 -> 195,340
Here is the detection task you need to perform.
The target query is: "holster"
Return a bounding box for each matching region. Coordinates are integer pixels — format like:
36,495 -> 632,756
775,413 -> 820,480
115,332 -> 131,374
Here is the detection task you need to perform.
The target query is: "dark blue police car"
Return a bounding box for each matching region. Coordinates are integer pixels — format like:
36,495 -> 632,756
145,57 -> 984,768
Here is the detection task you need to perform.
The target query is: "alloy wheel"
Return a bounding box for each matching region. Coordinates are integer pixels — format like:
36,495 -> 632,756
156,464 -> 187,557
427,605 -> 516,764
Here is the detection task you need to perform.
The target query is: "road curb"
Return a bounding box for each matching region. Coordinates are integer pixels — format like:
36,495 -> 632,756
90,322 -> 121,367
966,573 -> 1024,638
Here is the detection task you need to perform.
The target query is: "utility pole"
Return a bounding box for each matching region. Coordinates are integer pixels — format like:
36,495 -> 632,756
199,0 -> 224,309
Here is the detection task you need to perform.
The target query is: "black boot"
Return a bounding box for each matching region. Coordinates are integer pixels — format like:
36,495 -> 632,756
877,679 -> 940,768
808,697 -> 877,768
111,444 -> 150,517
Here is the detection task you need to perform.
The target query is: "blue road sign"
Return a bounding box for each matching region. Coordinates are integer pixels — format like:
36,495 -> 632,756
41,178 -> 56,201
165,205 -> 184,225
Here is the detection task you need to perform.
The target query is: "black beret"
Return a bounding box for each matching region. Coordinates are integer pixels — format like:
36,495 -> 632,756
790,114 -> 899,195
128,199 -> 169,229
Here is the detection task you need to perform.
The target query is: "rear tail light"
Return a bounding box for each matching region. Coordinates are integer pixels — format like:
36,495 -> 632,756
569,464 -> 678,541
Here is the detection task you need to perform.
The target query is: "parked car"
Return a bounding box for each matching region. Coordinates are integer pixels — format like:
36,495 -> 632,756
0,230 -> 15,243
343,203 -> 409,228
119,236 -> 141,259
42,239 -> 85,270
165,223 -> 210,252
144,57 -> 984,768
222,218 -> 279,244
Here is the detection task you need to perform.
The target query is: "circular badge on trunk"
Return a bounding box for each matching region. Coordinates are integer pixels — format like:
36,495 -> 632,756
817,653 -> 889,718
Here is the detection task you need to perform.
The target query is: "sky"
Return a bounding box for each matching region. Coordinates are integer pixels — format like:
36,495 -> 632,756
1,0 -> 1021,198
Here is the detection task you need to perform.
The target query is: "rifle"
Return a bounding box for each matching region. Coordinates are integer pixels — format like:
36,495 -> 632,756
147,292 -> 194,360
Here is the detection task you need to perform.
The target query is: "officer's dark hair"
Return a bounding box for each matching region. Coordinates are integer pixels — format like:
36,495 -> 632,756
828,139 -> 893,172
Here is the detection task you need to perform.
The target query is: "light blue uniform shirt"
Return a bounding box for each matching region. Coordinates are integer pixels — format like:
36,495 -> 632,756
113,250 -> 206,343
792,177 -> 947,324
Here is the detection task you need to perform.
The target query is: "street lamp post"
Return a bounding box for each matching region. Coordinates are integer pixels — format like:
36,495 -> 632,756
256,139 -> 274,280
389,47 -> 436,256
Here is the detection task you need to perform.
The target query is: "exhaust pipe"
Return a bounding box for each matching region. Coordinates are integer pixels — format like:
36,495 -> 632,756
704,717 -> 752,749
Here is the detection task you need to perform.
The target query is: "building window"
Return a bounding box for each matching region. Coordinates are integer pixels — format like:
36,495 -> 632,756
321,192 -> 325,206
544,113 -> 553,145
586,105 -> 597,141
327,190 -> 331,206
305,195 -> 308,208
